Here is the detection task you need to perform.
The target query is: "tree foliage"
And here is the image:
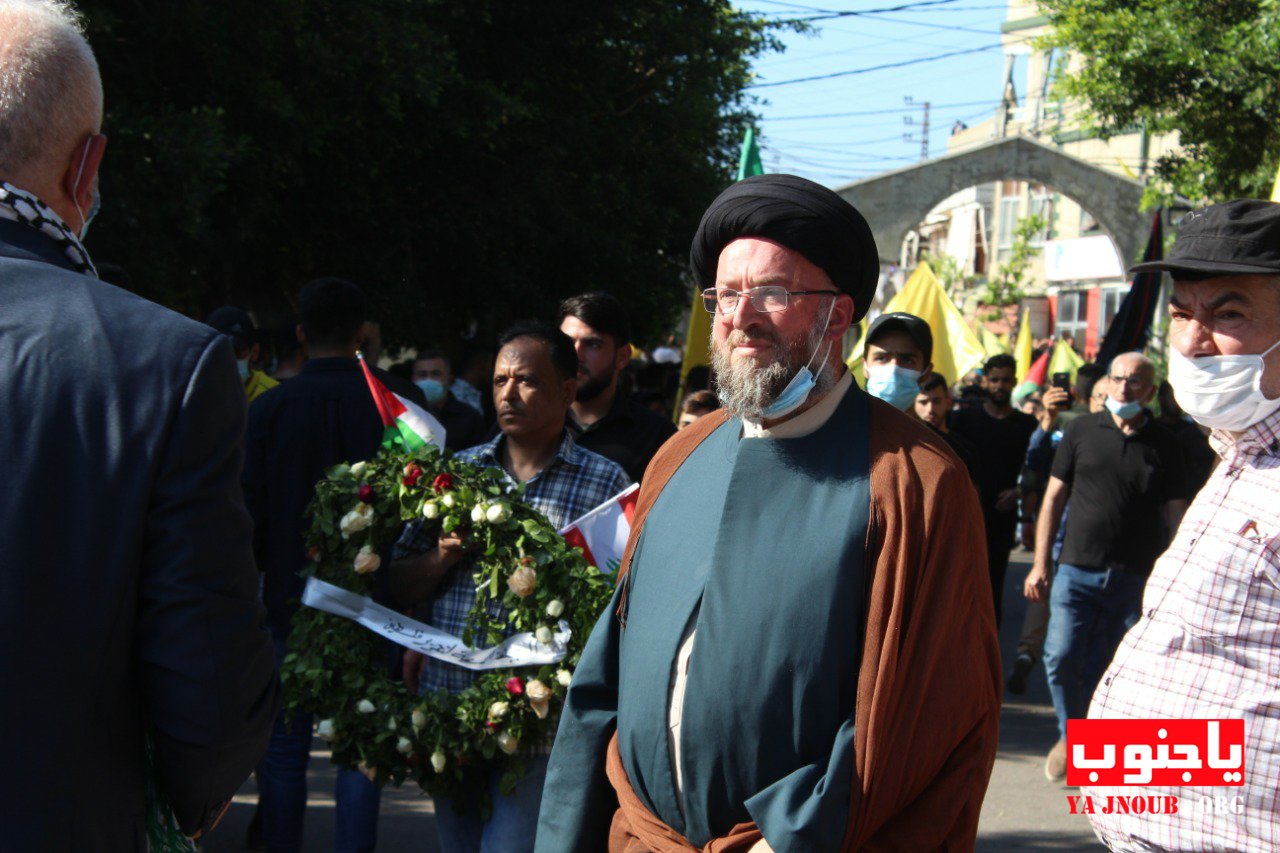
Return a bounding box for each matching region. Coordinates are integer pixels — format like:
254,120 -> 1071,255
78,1 -> 784,347
1041,0 -> 1280,204
983,213 -> 1046,313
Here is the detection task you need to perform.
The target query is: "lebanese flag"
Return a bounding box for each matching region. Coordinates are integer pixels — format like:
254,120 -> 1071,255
359,354 -> 446,451
558,484 -> 640,573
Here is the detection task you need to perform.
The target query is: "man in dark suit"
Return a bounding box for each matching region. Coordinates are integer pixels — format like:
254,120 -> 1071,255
0,3 -> 277,848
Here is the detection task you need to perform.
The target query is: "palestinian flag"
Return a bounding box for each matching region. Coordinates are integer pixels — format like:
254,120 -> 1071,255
558,484 -> 640,573
359,354 -> 446,451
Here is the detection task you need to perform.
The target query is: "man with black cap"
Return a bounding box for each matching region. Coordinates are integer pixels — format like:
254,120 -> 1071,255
1085,200 -> 1280,852
205,305 -> 278,403
863,311 -> 933,410
537,174 -> 999,852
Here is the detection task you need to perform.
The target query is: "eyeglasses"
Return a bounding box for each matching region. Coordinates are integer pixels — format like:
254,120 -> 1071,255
702,286 -> 838,315
1108,374 -> 1149,389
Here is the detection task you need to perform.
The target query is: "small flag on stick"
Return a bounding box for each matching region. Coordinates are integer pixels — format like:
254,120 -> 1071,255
359,354 -> 446,451
558,484 -> 640,572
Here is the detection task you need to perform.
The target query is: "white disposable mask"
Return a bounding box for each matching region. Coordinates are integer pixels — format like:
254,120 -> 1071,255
760,299 -> 837,420
1167,339 -> 1280,431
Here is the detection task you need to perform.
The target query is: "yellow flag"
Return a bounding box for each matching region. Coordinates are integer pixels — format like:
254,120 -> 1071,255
845,262 -> 986,386
1047,337 -> 1085,384
1014,307 -> 1032,382
673,286 -> 712,417
1271,161 -> 1280,202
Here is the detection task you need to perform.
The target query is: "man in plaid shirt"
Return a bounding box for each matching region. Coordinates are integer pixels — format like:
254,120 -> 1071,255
1086,200 -> 1280,852
390,321 -> 630,853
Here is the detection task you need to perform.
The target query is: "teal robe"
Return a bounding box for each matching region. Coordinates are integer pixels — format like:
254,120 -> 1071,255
537,386 -> 872,852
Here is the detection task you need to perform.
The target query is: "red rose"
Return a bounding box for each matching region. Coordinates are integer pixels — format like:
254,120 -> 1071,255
357,484 -> 376,503
432,473 -> 453,493
306,545 -> 321,562
402,463 -> 422,487
505,677 -> 524,696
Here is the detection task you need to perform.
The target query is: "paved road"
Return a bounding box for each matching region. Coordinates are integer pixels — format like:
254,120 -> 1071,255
206,550 -> 1103,852
978,548 -> 1102,851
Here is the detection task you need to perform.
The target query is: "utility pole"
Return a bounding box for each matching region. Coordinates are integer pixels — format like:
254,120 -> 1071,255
903,97 -> 931,161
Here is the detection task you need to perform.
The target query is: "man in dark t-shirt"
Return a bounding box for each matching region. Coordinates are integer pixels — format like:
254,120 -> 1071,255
914,371 -> 980,482
1023,352 -> 1189,780
950,353 -> 1037,626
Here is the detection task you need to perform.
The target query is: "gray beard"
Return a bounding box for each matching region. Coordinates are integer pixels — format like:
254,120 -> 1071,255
711,318 -> 833,420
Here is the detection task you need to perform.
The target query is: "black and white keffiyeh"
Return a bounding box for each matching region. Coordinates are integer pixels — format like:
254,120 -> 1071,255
0,180 -> 97,277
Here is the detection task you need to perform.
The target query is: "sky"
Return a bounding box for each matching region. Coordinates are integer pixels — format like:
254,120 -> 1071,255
731,0 -> 1017,189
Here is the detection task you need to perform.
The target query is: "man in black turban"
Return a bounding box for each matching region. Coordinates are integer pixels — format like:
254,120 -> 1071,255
538,175 -> 999,852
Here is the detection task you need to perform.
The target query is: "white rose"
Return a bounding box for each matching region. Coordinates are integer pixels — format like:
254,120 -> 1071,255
526,679 -> 553,719
353,545 -> 381,574
496,731 -> 520,755
556,669 -> 572,688
488,700 -> 509,721
430,750 -> 447,773
412,709 -> 427,731
507,565 -> 537,598
350,461 -> 368,478
396,736 -> 413,755
357,699 -> 376,714
535,625 -> 553,646
316,719 -> 336,742
471,504 -> 487,523
386,717 -> 397,732
340,502 -> 374,537
422,501 -> 439,519
545,599 -> 564,618
486,503 -> 510,523
441,493 -> 456,509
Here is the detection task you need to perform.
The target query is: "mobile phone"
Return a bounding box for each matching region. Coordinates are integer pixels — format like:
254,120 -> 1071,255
1051,372 -> 1072,392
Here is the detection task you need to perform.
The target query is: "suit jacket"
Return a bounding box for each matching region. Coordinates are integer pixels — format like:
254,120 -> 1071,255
0,219 -> 278,848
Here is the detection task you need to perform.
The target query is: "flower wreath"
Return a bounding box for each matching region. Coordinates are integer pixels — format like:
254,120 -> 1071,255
282,443 -> 615,801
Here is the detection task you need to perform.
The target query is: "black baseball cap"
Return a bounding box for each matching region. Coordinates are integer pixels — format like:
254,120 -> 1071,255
865,311 -> 933,365
205,306 -> 255,347
1130,199 -> 1280,278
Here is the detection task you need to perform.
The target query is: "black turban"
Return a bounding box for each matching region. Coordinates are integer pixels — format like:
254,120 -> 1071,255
690,174 -> 880,321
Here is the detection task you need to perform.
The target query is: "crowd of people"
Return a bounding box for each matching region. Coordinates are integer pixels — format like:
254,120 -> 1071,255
9,2 -> 1280,852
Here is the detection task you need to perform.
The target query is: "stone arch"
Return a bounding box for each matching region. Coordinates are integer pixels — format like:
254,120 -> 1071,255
834,135 -> 1148,271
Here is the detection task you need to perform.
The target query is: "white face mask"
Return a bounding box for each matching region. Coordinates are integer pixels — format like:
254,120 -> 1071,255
1167,339 -> 1280,431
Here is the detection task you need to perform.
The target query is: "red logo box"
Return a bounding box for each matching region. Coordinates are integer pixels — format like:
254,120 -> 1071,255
1066,719 -> 1245,787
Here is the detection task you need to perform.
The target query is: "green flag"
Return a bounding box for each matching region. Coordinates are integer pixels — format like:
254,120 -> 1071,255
737,127 -> 763,181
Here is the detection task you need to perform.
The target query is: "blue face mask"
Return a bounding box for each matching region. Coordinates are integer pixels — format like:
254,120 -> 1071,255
416,378 -> 447,406
866,363 -> 923,411
760,300 -> 838,420
1105,396 -> 1143,421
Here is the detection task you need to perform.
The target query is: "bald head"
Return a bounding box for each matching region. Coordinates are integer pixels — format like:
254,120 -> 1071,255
0,1 -> 101,188
1109,352 -> 1154,381
1108,352 -> 1156,407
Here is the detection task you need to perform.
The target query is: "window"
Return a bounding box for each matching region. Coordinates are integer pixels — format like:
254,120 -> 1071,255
1027,184 -> 1054,246
997,193 -> 1021,249
1099,286 -> 1128,338
1056,290 -> 1087,346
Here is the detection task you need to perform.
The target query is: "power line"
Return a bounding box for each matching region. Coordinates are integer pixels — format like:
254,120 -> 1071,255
749,41 -> 1005,88
860,12 -> 998,34
765,98 -> 997,121
788,0 -> 964,22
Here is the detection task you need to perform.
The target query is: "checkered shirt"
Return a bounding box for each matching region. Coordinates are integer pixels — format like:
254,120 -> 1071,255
1086,406 -> 1280,852
393,431 -> 630,696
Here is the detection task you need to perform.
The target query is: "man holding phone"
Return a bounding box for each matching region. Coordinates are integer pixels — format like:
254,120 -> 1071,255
951,353 -> 1038,625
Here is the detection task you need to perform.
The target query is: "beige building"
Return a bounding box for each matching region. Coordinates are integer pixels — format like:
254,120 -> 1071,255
912,0 -> 1180,356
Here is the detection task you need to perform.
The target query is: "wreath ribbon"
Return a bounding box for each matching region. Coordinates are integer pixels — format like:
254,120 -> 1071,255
301,577 -> 571,671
